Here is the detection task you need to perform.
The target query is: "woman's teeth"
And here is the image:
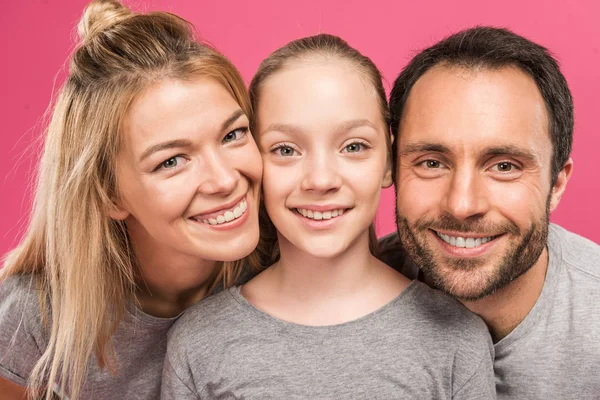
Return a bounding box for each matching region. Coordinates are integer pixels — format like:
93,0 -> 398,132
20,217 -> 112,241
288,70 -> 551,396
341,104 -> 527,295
296,208 -> 345,220
199,200 -> 247,225
435,231 -> 495,248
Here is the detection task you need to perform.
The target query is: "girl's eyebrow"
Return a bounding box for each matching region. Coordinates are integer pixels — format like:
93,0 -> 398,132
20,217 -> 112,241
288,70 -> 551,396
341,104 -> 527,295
261,119 -> 377,137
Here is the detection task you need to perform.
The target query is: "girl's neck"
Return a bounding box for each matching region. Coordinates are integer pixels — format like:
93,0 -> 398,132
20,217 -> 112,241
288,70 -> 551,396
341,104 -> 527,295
274,232 -> 377,299
242,230 -> 409,326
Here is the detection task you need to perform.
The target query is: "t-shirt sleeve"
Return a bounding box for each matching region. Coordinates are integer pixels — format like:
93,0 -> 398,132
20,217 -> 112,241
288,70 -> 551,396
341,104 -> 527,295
0,276 -> 45,387
452,326 -> 496,400
161,328 -> 199,400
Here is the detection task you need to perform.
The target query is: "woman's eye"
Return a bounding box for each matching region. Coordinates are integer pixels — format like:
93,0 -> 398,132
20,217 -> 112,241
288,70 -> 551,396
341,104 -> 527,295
277,146 -> 295,156
222,127 -> 248,143
343,143 -> 364,153
492,162 -> 517,172
156,156 -> 185,171
421,160 -> 443,169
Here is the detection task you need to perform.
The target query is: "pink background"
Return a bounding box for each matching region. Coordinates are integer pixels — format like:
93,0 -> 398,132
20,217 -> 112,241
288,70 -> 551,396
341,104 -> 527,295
1,0 -> 599,259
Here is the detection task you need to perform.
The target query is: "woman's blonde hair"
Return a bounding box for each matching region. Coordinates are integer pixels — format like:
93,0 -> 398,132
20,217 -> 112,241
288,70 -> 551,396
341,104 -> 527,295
0,1 -> 259,398
249,34 -> 392,261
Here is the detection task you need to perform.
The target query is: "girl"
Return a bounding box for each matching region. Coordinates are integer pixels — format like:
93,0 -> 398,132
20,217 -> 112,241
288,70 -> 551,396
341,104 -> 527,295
0,1 -> 262,399
163,34 -> 496,399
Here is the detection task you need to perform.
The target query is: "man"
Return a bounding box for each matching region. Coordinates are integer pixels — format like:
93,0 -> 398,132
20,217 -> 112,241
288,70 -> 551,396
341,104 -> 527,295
381,26 -> 600,399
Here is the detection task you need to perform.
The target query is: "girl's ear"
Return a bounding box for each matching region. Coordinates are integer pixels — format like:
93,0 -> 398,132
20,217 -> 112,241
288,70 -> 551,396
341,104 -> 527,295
382,132 -> 394,188
382,167 -> 393,188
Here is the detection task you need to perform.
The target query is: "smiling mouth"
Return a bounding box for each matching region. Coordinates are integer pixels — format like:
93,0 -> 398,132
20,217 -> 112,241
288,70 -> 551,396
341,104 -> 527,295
433,230 -> 502,249
294,208 -> 348,221
192,199 -> 248,225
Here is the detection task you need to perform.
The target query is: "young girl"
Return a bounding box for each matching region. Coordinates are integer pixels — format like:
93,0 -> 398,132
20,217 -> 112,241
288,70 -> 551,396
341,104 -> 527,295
162,34 -> 496,399
0,1 -> 262,399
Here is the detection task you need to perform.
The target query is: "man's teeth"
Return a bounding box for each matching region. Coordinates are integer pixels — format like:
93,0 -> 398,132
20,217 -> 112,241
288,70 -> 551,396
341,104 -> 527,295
200,200 -> 247,225
296,208 -> 345,220
435,231 -> 494,248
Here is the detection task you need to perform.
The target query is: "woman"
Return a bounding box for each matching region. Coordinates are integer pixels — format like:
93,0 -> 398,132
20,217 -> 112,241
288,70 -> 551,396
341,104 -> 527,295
0,1 -> 262,399
162,34 -> 495,399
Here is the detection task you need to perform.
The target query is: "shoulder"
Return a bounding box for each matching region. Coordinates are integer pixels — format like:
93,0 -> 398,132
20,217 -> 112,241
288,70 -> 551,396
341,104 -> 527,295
0,274 -> 47,385
404,282 -> 492,347
404,283 -> 494,389
167,288 -> 242,350
0,274 -> 45,330
550,223 -> 600,279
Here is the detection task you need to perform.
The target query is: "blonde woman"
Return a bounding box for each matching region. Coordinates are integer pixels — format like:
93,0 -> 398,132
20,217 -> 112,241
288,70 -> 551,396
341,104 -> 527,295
0,1 -> 262,399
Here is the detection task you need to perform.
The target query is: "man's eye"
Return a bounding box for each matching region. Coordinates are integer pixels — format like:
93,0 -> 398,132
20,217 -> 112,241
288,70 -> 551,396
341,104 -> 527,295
422,160 -> 442,169
222,128 -> 248,143
493,162 -> 516,172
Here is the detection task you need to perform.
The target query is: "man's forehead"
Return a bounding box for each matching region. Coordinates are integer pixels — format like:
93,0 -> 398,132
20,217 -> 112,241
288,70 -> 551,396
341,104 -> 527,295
398,63 -> 551,155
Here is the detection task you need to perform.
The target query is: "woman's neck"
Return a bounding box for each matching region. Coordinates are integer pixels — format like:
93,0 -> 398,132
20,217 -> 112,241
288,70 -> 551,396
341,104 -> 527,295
132,241 -> 219,318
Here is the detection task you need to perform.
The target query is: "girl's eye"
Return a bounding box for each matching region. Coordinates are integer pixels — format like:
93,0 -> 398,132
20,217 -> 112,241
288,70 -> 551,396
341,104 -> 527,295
156,156 -> 185,171
222,127 -> 249,144
276,146 -> 296,157
343,142 -> 364,153
421,160 -> 443,169
492,162 -> 517,172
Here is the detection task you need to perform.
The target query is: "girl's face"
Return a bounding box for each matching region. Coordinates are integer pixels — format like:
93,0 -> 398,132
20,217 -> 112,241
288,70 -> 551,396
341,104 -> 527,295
257,61 -> 392,259
113,77 -> 262,265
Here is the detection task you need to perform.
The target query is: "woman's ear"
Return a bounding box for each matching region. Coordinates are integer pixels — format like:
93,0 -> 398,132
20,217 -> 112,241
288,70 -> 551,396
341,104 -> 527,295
108,200 -> 129,221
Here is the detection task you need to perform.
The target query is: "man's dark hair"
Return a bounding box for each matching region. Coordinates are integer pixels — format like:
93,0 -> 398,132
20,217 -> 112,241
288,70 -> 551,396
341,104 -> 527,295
389,26 -> 573,184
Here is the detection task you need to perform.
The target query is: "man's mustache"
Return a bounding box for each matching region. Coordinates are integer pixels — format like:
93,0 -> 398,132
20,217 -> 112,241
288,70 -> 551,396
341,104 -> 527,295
403,213 -> 521,237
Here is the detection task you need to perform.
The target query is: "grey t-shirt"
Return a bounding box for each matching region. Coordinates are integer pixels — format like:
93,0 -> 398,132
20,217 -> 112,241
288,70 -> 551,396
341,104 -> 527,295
379,223 -> 600,399
0,274 -> 177,399
162,281 -> 496,399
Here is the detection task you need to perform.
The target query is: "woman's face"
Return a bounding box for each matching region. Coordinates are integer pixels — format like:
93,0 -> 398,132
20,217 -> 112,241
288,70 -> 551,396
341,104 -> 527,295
256,60 -> 392,259
113,77 -> 262,265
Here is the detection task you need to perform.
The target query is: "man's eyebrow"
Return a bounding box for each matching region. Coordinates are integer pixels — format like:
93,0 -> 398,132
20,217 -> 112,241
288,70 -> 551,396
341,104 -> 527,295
483,146 -> 538,163
139,139 -> 193,163
222,109 -> 246,131
399,142 -> 451,156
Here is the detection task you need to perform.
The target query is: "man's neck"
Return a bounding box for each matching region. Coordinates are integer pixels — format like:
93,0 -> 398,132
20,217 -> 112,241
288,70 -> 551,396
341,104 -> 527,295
462,248 -> 549,342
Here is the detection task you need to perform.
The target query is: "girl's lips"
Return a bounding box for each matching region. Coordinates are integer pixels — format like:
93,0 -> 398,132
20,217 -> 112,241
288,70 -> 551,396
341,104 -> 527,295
292,207 -> 348,230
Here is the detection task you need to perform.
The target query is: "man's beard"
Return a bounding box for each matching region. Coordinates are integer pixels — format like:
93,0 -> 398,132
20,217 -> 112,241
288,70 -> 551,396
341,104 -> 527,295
395,201 -> 550,301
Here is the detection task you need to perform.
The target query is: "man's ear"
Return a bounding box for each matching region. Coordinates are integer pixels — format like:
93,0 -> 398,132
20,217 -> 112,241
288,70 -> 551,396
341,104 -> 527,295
549,158 -> 573,212
108,199 -> 130,221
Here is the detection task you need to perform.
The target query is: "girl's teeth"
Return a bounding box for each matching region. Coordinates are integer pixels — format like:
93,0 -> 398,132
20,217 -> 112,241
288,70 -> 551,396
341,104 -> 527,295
296,208 -> 346,221
436,231 -> 494,248
197,200 -> 247,225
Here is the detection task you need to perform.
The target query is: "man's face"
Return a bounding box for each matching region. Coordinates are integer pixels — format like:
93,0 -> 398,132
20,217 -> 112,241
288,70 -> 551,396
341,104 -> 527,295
395,65 -> 570,301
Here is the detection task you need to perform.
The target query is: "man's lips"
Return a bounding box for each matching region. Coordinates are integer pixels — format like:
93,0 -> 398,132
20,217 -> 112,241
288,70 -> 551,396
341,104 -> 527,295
432,229 -> 503,249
